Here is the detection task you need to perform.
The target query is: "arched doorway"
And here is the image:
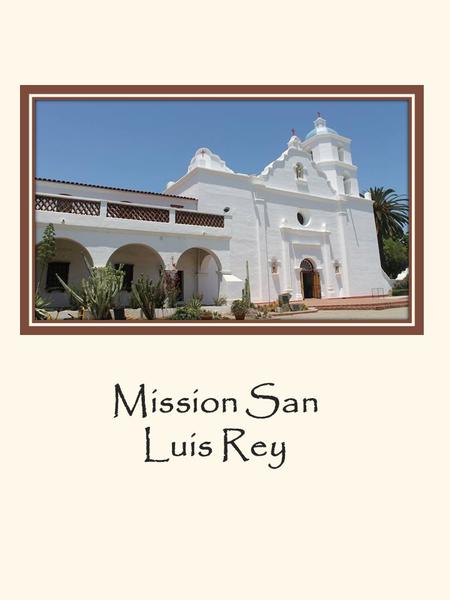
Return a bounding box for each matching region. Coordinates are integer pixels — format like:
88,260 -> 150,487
107,244 -> 164,306
176,248 -> 221,305
300,258 -> 321,299
35,237 -> 93,308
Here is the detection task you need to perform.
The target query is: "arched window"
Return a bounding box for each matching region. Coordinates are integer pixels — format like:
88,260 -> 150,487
300,258 -> 314,271
338,147 -> 345,162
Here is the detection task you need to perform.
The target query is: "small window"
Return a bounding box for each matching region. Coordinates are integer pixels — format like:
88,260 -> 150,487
115,263 -> 134,291
297,212 -> 305,225
338,147 -> 345,162
46,262 -> 70,291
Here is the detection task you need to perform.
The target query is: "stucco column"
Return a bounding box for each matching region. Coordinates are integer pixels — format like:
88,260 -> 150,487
336,203 -> 351,296
321,232 -> 335,297
280,230 -> 293,294
254,194 -> 268,302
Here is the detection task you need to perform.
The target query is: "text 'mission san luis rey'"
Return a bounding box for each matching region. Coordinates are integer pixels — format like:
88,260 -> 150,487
114,383 -> 318,469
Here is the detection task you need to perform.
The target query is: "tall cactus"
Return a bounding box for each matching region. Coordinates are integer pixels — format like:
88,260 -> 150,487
242,260 -> 252,308
57,257 -> 124,320
131,274 -> 158,320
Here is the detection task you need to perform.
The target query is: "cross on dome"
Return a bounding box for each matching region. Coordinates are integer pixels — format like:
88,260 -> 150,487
305,114 -> 339,139
314,113 -> 326,128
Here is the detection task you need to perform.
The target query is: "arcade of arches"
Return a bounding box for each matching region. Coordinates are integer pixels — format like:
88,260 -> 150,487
36,238 -> 221,308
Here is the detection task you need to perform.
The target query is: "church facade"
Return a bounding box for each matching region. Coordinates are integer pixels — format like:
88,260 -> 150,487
35,116 -> 390,307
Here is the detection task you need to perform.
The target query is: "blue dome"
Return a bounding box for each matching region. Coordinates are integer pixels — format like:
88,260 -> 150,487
305,126 -> 338,139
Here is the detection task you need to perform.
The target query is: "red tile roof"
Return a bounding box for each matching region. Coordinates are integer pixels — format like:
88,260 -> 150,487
35,177 -> 196,201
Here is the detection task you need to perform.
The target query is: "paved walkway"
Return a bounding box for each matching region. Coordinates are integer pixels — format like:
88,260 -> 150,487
273,307 -> 408,321
301,295 -> 408,310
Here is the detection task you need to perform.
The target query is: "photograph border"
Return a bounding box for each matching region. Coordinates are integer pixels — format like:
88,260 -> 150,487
20,85 -> 423,335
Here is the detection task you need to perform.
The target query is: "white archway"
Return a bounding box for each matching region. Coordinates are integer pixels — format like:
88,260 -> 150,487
176,248 -> 221,305
107,244 -> 164,307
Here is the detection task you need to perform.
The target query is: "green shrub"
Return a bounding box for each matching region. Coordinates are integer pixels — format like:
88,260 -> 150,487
171,296 -> 203,320
392,288 -> 408,296
163,271 -> 180,308
35,291 -> 51,320
393,273 -> 409,290
36,223 -> 56,289
231,299 -> 249,320
291,303 -> 308,311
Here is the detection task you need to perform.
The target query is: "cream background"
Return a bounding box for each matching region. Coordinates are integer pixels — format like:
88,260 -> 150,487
1,1 -> 449,598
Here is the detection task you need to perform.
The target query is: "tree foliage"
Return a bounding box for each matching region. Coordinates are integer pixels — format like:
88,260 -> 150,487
36,223 -> 56,289
367,187 -> 409,270
383,236 -> 408,279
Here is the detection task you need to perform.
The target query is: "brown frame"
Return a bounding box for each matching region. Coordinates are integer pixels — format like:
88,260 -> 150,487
20,85 -> 424,335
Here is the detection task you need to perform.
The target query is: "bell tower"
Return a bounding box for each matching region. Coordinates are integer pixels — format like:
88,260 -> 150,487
302,114 -> 360,197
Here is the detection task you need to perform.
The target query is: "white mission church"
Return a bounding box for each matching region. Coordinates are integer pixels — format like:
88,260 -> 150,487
35,115 -> 391,307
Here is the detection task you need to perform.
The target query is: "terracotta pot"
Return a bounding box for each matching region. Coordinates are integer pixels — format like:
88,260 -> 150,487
234,314 -> 246,320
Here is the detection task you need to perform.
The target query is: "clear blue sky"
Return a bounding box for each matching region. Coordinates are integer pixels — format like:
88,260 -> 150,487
36,99 -> 408,195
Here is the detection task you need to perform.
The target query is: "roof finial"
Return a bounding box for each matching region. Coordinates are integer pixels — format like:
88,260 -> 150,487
317,111 -> 321,118
291,128 -> 297,137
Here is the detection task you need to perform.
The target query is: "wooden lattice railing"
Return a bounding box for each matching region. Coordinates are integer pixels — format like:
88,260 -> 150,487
175,210 -> 224,228
35,195 -> 100,216
36,195 -> 226,229
107,202 -> 169,222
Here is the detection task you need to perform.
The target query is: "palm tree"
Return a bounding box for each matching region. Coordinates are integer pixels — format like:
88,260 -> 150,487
367,187 -> 409,271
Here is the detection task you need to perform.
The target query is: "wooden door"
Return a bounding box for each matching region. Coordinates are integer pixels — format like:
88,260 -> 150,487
312,271 -> 321,299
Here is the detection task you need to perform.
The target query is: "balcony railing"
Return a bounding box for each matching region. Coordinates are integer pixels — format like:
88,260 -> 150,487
106,202 -> 169,222
35,194 -> 100,216
175,210 -> 224,228
35,194 -> 226,229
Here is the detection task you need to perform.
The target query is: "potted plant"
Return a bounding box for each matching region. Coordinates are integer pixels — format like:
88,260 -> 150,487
200,310 -> 214,320
231,299 -> 248,320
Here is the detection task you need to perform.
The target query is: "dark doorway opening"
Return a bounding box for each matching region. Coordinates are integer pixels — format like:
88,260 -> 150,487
302,270 -> 314,298
300,259 -> 321,299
